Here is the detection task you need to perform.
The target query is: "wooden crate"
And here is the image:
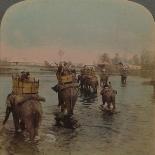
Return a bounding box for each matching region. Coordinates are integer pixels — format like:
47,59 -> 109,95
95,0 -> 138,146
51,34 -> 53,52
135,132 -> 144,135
12,76 -> 39,95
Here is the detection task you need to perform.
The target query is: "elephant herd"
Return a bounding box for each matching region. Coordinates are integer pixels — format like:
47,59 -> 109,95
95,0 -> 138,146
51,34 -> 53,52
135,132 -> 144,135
2,72 -> 125,141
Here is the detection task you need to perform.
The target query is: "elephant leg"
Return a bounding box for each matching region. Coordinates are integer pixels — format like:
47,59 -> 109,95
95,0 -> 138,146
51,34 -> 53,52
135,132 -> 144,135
34,128 -> 39,137
12,112 -> 20,132
107,102 -> 111,109
20,120 -> 25,131
94,83 -> 98,93
106,77 -> 108,84
112,98 -> 116,110
125,77 -> 127,84
25,119 -> 35,140
66,101 -> 73,116
3,106 -> 11,125
80,83 -> 82,89
80,81 -> 83,89
58,93 -> 63,107
121,76 -> 124,84
61,103 -> 66,113
100,79 -> 102,87
96,86 -> 97,93
102,96 -> 106,106
67,94 -> 77,116
71,98 -> 77,115
30,128 -> 35,140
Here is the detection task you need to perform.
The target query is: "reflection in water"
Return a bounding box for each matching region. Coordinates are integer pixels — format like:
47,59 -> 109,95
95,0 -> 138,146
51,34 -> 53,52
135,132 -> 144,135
79,89 -> 98,105
0,74 -> 155,155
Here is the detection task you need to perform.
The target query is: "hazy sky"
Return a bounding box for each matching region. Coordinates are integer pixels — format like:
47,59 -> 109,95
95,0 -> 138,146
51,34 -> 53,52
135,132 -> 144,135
1,0 -> 155,63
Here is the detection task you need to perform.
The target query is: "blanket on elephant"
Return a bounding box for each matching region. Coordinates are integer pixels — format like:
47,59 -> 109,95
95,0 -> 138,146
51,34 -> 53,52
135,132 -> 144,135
52,83 -> 79,92
59,83 -> 79,90
6,94 -> 45,106
100,87 -> 113,96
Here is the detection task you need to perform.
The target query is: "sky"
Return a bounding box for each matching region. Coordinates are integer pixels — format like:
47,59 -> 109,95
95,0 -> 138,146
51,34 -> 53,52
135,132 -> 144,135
1,0 -> 155,64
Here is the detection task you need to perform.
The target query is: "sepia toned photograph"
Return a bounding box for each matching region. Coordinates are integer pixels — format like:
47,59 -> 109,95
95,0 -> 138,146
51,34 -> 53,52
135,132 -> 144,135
0,0 -> 155,155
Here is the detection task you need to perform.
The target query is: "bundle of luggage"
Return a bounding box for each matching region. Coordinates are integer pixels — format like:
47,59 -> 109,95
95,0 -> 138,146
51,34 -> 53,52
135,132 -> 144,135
53,62 -> 78,91
12,72 -> 39,95
81,67 -> 95,76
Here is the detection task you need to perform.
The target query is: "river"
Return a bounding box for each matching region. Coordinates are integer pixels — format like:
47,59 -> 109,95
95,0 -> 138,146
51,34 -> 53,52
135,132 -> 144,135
0,74 -> 155,155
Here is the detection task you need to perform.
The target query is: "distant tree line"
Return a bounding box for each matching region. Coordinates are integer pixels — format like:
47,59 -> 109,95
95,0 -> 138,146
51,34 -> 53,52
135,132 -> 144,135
98,51 -> 155,70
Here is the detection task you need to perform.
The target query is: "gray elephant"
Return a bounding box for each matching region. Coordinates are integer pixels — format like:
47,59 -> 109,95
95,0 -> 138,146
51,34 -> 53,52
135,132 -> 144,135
121,74 -> 127,84
57,84 -> 79,116
100,74 -> 108,87
85,77 -> 98,93
120,65 -> 128,85
77,74 -> 85,90
100,87 -> 117,111
3,93 -> 45,140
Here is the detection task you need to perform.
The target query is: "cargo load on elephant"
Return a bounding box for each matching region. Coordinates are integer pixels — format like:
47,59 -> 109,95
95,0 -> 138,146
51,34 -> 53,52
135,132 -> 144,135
81,66 -> 96,77
57,74 -> 73,84
78,65 -> 98,93
55,62 -> 78,89
12,72 -> 39,95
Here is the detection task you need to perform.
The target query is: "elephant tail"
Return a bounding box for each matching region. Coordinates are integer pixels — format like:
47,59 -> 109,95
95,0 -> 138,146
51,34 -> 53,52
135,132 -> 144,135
32,111 -> 41,128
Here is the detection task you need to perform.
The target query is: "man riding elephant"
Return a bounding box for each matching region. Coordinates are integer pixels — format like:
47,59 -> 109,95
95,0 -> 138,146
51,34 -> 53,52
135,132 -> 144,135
119,62 -> 128,84
3,72 -> 45,140
53,62 -> 79,116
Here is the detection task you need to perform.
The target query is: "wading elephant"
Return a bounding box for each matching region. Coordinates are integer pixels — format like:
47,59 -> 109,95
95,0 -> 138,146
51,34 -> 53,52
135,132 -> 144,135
78,75 -> 86,90
120,68 -> 128,85
100,74 -> 108,87
58,85 -> 78,116
121,75 -> 127,84
3,94 -> 44,140
100,88 -> 117,111
85,77 -> 98,93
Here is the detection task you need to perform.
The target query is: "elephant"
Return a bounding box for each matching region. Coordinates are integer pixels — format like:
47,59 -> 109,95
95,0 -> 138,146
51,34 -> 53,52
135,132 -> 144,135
120,68 -> 128,85
100,87 -> 117,111
3,93 -> 44,140
57,85 -> 78,116
77,74 -> 86,90
85,77 -> 98,93
100,74 -> 109,87
121,75 -> 127,84
78,74 -> 98,94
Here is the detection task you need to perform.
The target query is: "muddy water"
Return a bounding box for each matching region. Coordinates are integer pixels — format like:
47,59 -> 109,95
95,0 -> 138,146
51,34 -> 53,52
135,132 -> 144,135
0,74 -> 155,155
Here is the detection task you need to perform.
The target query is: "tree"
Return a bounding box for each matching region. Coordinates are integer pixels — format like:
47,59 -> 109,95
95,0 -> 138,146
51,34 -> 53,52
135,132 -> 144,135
112,53 -> 121,65
100,53 -> 111,64
132,54 -> 140,65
